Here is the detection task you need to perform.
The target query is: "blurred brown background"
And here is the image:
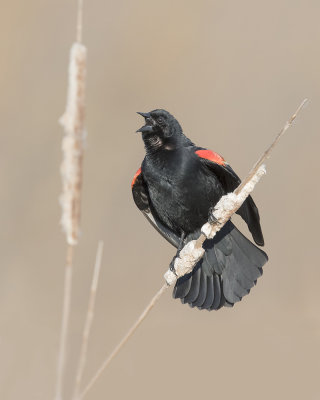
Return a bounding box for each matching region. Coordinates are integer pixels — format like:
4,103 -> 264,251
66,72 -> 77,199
1,0 -> 320,399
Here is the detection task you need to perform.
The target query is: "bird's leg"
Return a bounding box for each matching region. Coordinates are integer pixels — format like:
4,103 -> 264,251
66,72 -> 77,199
169,231 -> 186,274
177,231 -> 186,252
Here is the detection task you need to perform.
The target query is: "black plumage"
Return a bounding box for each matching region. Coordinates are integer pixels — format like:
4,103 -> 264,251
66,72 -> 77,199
132,109 -> 268,310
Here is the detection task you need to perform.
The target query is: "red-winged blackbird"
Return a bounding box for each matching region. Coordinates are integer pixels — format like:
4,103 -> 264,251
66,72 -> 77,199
132,109 -> 268,310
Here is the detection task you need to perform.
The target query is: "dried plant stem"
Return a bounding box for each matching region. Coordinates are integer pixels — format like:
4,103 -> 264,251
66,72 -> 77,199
73,241 -> 104,400
234,98 -> 308,196
80,284 -> 168,399
77,0 -> 83,43
55,244 -> 74,400
80,99 -> 307,398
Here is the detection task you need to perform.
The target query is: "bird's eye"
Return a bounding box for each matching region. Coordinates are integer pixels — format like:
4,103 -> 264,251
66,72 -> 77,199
157,117 -> 164,124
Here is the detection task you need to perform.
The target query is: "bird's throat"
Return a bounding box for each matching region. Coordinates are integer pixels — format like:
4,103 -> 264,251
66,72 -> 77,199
143,134 -> 163,154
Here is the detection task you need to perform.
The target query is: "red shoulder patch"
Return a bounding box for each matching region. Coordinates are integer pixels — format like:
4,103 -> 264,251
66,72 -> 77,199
131,167 -> 142,188
195,149 -> 226,166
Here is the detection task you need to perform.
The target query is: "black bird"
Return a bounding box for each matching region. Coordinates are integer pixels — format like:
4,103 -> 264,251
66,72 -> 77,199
132,109 -> 268,310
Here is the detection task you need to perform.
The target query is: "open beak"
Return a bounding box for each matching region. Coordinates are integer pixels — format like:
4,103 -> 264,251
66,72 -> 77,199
137,112 -> 151,118
136,112 -> 154,133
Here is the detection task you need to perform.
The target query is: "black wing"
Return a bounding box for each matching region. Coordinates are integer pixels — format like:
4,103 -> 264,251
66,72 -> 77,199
132,168 -> 180,248
195,148 -> 264,246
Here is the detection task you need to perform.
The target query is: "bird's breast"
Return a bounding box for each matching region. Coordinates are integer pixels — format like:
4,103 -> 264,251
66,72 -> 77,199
142,150 -> 223,234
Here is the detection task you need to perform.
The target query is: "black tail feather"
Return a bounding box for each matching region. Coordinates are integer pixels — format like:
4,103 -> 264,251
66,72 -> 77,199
191,269 -> 207,307
183,264 -> 201,304
237,195 -> 264,246
200,275 -> 214,309
211,274 -> 222,310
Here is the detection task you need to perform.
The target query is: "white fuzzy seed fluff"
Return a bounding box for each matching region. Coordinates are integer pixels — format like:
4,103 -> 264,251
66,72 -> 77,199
59,43 -> 87,245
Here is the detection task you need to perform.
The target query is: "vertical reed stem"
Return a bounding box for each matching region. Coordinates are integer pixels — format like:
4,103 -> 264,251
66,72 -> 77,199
73,241 -> 104,400
55,245 -> 74,400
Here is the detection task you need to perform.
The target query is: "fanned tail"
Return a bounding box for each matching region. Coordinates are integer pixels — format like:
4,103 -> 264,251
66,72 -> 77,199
173,221 -> 268,310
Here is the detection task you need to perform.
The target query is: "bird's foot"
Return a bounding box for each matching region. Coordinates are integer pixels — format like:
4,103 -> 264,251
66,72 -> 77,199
208,207 -> 219,225
169,251 -> 181,276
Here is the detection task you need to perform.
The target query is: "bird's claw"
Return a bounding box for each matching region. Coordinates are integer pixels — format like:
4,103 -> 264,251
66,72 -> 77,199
169,252 -> 180,276
208,207 -> 219,225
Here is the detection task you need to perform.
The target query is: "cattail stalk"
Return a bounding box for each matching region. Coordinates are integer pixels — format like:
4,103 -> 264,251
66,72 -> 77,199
55,1 -> 87,398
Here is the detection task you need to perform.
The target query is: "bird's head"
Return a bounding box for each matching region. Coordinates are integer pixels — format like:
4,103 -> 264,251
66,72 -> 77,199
136,109 -> 184,152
